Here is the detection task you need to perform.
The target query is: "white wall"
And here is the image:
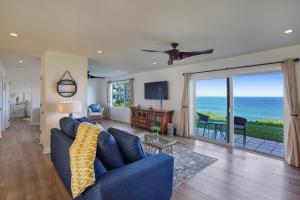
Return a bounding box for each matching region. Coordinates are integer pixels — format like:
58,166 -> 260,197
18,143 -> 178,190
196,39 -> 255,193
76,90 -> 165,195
104,44 -> 300,131
40,51 -> 88,153
110,107 -> 131,123
31,76 -> 41,125
87,79 -> 106,106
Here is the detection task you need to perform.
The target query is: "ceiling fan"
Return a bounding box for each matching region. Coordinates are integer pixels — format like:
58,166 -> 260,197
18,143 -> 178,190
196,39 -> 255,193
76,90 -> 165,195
142,43 -> 213,65
87,71 -> 105,79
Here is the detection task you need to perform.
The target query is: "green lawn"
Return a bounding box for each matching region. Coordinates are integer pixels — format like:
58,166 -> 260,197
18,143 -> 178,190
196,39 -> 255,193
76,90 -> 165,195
196,122 -> 283,143
195,112 -> 283,143
235,124 -> 283,142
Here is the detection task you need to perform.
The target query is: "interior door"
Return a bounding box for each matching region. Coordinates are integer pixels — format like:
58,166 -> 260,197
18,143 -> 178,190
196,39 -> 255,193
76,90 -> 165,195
0,75 -> 3,138
5,81 -> 10,128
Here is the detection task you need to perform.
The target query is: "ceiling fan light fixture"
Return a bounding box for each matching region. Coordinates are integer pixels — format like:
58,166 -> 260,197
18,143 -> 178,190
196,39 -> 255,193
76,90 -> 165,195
97,50 -> 102,54
153,62 -> 156,65
10,32 -> 18,37
284,29 -> 294,34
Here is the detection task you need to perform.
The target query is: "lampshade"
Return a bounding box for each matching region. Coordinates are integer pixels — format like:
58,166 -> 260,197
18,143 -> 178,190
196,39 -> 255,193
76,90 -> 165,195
58,101 -> 82,114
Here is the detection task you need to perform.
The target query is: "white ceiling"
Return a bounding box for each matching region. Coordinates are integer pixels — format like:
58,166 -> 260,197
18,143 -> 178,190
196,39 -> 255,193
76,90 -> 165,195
0,0 -> 300,77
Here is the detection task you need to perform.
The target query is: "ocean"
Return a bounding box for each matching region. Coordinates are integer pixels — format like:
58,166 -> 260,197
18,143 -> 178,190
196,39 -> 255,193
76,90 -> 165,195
196,96 -> 283,121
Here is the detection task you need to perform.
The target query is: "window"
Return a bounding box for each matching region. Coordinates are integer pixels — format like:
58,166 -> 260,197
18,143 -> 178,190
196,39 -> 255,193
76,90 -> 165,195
112,81 -> 132,107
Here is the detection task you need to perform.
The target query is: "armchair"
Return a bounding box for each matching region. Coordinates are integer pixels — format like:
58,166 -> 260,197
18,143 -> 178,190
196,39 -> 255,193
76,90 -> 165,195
88,104 -> 104,121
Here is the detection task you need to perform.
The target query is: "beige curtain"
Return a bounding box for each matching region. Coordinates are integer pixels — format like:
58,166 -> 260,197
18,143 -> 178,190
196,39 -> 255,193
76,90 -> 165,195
105,81 -> 111,119
129,79 -> 134,106
179,73 -> 191,137
282,58 -> 300,167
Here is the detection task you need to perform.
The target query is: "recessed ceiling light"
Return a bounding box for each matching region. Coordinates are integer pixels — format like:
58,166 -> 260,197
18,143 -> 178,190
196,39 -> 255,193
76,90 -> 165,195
97,50 -> 102,54
153,62 -> 157,65
18,60 -> 23,63
10,32 -> 18,37
18,67 -> 23,70
284,29 -> 294,34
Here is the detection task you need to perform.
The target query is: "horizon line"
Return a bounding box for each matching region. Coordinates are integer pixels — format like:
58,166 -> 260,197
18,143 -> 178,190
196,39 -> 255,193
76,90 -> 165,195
196,96 -> 283,97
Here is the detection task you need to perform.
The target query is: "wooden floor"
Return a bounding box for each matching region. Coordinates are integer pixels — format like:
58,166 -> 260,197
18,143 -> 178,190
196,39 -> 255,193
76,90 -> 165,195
1,119 -> 300,200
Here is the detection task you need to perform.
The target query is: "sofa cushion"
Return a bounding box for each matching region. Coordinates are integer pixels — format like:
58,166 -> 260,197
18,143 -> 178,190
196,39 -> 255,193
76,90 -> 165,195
108,127 -> 146,163
76,116 -> 95,124
94,158 -> 107,178
59,117 -> 80,139
97,130 -> 125,170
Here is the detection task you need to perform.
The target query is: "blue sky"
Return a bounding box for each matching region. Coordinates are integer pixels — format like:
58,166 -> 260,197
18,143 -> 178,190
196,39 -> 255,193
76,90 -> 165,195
196,72 -> 283,97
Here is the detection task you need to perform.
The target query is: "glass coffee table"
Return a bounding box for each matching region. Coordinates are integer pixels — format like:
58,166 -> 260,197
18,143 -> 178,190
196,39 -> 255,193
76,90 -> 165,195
141,134 -> 178,154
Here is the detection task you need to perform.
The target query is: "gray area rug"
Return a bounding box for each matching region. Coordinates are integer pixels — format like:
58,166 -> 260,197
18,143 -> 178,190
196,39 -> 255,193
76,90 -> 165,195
172,146 -> 217,187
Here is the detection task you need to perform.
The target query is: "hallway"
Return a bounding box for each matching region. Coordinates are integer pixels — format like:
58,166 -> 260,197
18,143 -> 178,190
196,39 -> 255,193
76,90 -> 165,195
0,119 -> 70,200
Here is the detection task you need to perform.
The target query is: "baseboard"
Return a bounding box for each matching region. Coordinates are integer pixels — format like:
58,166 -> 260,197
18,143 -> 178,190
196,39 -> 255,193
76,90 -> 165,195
31,123 -> 40,126
41,144 -> 50,154
43,147 -> 50,154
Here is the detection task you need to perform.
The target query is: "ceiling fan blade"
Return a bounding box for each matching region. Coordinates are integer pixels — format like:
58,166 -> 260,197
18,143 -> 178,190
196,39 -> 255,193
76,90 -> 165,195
168,58 -> 173,65
88,72 -> 105,79
180,49 -> 214,59
141,49 -> 163,52
163,49 -> 174,54
89,75 -> 105,79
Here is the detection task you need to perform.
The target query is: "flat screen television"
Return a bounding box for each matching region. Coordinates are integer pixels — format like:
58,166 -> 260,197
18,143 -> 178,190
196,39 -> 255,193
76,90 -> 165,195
144,81 -> 168,100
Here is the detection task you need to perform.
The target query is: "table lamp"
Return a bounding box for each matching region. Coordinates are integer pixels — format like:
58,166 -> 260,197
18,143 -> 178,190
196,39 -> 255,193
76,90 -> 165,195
58,101 -> 82,118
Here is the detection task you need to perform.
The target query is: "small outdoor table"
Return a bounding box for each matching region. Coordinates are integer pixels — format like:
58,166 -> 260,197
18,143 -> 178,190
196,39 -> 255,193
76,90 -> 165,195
208,121 -> 226,140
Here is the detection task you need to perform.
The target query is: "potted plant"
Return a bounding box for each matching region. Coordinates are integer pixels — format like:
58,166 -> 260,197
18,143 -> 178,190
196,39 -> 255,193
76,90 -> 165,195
150,126 -> 161,136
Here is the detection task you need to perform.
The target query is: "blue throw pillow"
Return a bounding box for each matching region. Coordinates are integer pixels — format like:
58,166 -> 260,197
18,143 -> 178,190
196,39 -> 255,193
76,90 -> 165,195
94,158 -> 107,178
59,117 -> 80,139
108,127 -> 146,163
90,104 -> 101,112
97,130 -> 125,170
76,117 -> 95,124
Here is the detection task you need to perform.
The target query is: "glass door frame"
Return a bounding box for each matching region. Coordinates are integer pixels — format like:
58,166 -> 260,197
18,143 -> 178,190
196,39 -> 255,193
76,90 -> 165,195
189,74 -> 234,147
189,64 -> 282,148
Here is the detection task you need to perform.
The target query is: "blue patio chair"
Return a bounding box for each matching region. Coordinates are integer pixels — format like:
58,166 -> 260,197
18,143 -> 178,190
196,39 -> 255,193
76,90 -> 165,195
196,113 -> 210,136
234,116 -> 247,145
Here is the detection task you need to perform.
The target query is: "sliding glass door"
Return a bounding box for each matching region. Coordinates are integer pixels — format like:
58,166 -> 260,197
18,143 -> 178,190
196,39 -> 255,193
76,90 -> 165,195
191,70 -> 284,157
233,72 -> 284,157
194,78 -> 230,143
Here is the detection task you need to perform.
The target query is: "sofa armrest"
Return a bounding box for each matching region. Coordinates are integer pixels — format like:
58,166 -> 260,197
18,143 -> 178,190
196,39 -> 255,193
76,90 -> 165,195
51,128 -> 73,194
91,153 -> 174,200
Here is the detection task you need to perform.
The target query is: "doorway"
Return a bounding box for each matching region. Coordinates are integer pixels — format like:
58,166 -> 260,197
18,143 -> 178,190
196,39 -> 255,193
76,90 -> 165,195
192,71 -> 284,157
10,80 -> 32,119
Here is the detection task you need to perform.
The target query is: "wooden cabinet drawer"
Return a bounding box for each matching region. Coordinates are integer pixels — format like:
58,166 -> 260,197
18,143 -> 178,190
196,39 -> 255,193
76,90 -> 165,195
130,107 -> 174,134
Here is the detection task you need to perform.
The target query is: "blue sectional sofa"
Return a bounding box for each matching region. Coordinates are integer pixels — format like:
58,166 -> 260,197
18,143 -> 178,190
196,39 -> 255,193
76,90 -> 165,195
50,117 -> 174,200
